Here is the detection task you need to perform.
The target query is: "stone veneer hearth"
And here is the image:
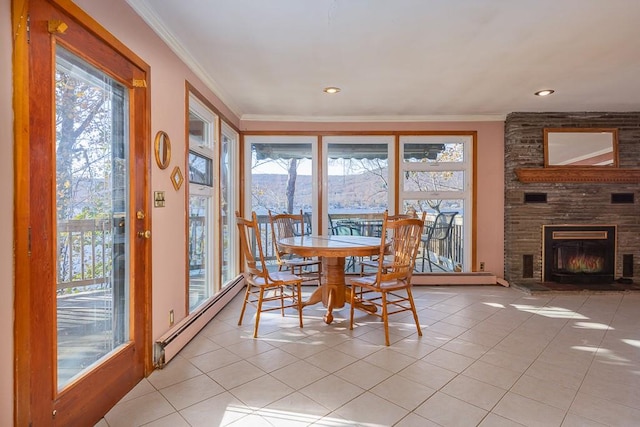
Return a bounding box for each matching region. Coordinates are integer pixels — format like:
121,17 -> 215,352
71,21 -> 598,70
504,112 -> 640,288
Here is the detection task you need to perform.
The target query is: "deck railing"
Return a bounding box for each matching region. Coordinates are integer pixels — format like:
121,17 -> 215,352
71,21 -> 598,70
254,213 -> 464,273
58,212 -> 464,292
57,218 -> 115,292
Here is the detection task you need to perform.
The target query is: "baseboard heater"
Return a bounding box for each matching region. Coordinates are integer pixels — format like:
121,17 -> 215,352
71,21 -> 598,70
154,275 -> 245,368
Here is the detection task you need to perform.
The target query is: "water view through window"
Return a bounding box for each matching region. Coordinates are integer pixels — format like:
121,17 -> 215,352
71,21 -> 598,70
246,135 -> 471,273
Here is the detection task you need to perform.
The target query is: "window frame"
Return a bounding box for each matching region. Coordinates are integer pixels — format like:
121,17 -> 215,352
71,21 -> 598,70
322,135 -> 396,234
399,134 -> 473,272
187,94 -> 218,312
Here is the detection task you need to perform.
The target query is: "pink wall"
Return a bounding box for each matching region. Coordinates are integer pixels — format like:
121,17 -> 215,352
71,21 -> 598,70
1,0 -> 14,423
242,120 -> 506,276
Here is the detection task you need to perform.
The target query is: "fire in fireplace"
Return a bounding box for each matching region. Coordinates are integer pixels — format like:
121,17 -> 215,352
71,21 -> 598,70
542,225 -> 616,284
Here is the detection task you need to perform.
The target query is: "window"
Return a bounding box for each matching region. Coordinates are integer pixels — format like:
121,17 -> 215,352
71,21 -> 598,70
242,133 -> 474,275
188,94 -> 217,311
323,136 -> 394,236
245,136 -> 317,271
245,135 -> 317,216
220,122 -> 238,284
400,135 -> 473,272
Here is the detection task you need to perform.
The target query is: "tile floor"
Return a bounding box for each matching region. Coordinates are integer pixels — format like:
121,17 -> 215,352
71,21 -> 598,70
97,286 -> 640,426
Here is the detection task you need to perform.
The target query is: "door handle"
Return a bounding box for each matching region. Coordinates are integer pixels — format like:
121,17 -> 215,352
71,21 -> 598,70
137,230 -> 151,239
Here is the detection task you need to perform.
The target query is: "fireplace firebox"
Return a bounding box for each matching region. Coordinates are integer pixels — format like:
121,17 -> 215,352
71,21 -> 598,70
542,225 -> 616,284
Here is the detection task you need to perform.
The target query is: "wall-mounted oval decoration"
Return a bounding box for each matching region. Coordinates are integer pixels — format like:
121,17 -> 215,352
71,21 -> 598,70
154,130 -> 171,169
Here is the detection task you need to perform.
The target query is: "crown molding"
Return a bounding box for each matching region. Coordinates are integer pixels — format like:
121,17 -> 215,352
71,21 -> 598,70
240,114 -> 507,123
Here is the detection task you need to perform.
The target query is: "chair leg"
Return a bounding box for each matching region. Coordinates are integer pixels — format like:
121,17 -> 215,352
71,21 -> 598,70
280,285 -> 286,317
381,291 -> 390,346
237,284 -> 251,326
253,288 -> 265,338
406,288 -> 422,337
296,282 -> 303,328
349,285 -> 356,330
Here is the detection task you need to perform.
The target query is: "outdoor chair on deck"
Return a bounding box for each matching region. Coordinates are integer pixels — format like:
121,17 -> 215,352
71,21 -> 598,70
328,214 -> 362,271
269,210 -> 321,285
349,211 -> 425,346
420,211 -> 458,272
328,214 -> 361,236
236,211 -> 304,338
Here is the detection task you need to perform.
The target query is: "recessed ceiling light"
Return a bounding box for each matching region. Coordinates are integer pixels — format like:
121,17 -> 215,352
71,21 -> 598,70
323,87 -> 341,94
534,89 -> 555,97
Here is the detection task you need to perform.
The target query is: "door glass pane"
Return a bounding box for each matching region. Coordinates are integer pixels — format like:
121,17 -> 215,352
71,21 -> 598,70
403,141 -> 464,163
189,195 -> 211,310
250,142 -> 313,215
403,199 -> 464,273
403,170 -> 465,192
249,140 -> 314,271
327,142 -> 389,236
55,46 -> 129,389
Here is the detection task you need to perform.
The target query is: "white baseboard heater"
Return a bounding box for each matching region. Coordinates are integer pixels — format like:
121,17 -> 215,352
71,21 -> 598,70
154,275 -> 245,368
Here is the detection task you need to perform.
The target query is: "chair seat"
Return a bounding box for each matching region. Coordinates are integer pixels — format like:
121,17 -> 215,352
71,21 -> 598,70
249,270 -> 304,286
281,257 -> 320,267
351,275 -> 410,291
280,257 -> 321,284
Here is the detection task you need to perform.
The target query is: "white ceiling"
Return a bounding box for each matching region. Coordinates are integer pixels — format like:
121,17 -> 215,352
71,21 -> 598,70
127,0 -> 640,122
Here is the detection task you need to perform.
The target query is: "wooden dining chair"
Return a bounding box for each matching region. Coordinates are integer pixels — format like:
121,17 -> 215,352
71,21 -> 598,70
359,211 -> 415,276
236,211 -> 304,338
268,210 -> 321,285
349,211 -> 426,346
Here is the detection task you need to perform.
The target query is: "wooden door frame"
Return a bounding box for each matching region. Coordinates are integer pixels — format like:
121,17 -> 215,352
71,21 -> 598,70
13,0 -> 152,425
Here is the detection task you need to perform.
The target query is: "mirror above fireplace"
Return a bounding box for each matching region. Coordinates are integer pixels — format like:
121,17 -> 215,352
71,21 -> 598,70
516,126 -> 640,183
544,128 -> 618,167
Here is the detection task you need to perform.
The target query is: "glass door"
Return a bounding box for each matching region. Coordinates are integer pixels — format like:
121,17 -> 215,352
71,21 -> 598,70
322,136 -> 395,237
245,136 -> 317,272
400,135 -> 473,273
55,46 -> 131,388
16,1 -> 151,424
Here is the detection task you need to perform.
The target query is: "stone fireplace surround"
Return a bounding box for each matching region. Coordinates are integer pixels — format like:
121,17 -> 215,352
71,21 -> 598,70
504,112 -> 640,290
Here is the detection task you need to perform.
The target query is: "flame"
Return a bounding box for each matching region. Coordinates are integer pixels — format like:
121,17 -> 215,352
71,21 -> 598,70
566,254 -> 604,273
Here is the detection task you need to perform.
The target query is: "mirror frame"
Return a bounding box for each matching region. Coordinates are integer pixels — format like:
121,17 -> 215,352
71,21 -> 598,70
154,130 -> 172,169
544,128 -> 618,168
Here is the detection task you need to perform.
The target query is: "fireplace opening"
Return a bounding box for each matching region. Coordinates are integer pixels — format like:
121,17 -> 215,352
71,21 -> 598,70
543,225 -> 616,284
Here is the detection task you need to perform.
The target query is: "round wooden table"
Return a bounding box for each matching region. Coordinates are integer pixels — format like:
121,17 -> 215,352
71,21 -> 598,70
278,235 -> 382,324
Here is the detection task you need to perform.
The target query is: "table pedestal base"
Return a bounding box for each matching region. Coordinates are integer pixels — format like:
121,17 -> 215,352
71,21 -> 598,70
302,256 -> 376,324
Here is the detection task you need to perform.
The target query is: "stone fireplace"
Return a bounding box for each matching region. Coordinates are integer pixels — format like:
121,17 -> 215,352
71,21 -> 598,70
542,225 -> 615,284
504,112 -> 640,290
